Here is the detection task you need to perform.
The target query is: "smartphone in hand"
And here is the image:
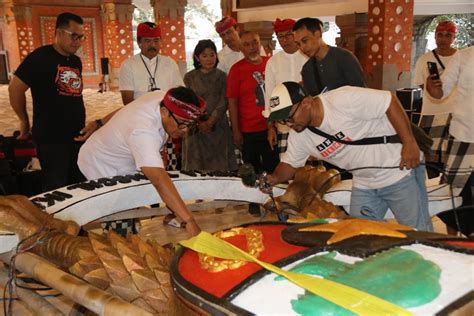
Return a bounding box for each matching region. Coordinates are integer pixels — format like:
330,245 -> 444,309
427,61 -> 440,80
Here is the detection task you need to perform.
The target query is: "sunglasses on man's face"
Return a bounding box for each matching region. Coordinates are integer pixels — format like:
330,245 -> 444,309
278,101 -> 302,125
62,29 -> 86,42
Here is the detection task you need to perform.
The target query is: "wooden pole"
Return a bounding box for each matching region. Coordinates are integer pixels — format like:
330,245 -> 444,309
0,252 -> 152,316
0,265 -> 64,315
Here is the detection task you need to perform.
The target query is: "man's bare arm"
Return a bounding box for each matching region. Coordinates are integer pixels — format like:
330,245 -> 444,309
9,75 -> 30,140
265,162 -> 297,186
141,166 -> 201,236
386,94 -> 420,170
120,90 -> 134,105
74,108 -> 121,142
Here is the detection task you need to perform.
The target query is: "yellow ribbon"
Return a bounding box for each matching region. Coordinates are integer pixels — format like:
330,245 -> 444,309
179,231 -> 413,316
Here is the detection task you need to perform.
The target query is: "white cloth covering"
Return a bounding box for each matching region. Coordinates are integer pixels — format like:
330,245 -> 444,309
282,86 -> 415,190
78,91 -> 167,180
119,54 -> 184,100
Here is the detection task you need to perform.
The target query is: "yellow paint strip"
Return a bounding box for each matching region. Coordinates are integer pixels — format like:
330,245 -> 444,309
179,231 -> 413,316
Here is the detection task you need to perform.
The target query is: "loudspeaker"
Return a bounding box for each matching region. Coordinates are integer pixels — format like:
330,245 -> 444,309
100,57 -> 109,75
396,88 -> 422,113
0,51 -> 9,84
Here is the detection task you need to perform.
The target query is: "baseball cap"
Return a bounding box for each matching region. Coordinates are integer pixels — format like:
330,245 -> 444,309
263,82 -> 307,121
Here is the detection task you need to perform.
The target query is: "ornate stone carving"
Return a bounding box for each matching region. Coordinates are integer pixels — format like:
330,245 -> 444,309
12,5 -> 32,22
153,0 -> 187,20
101,3 -> 133,24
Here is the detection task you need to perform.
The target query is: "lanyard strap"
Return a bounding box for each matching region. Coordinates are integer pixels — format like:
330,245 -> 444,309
139,54 -> 159,89
431,50 -> 445,70
307,126 -> 399,145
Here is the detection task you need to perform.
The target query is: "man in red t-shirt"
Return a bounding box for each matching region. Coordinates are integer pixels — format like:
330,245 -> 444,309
227,31 -> 279,216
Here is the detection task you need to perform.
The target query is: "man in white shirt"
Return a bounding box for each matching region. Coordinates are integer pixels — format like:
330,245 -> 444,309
263,82 -> 432,231
426,46 -> 473,197
215,16 -> 243,74
413,20 -> 458,171
119,22 -> 184,105
78,87 -> 207,236
263,18 -> 308,157
426,46 -> 473,236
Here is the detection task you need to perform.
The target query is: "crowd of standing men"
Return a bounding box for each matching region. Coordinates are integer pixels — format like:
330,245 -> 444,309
8,12 -> 472,237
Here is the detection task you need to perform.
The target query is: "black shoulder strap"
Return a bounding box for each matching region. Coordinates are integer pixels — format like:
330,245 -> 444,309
307,126 -> 399,145
432,50 -> 445,70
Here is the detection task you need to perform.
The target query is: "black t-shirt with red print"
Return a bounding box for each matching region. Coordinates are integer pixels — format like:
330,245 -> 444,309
15,45 -> 85,143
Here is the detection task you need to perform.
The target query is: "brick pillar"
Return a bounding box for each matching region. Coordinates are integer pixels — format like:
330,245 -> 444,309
152,0 -> 187,76
10,5 -> 35,71
220,0 -> 233,17
365,0 -> 414,90
336,13 -> 368,78
0,0 -> 21,73
101,0 -> 134,89
242,21 -> 274,57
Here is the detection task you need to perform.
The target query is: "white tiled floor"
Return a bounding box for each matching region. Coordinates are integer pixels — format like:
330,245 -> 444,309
0,85 -> 123,137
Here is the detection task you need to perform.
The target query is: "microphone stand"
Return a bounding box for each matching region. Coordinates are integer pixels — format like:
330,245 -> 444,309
257,172 -> 287,222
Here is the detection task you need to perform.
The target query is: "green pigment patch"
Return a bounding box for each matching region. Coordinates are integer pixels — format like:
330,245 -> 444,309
303,219 -> 330,225
276,248 -> 441,315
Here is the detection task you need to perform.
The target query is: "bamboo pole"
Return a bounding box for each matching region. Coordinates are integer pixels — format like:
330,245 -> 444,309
0,252 -> 152,316
0,265 -> 64,316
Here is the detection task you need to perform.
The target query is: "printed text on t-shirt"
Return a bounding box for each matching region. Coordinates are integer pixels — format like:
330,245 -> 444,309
316,131 -> 351,158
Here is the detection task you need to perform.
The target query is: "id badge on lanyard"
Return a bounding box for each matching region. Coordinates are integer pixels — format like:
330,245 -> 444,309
140,54 -> 160,91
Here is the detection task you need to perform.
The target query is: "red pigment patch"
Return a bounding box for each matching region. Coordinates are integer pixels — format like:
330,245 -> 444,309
442,240 -> 474,249
178,224 -> 308,298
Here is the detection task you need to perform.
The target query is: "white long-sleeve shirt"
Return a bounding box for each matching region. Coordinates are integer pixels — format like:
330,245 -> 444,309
264,49 -> 308,110
439,46 -> 474,142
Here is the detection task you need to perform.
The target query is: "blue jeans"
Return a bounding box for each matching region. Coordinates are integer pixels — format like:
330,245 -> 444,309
349,165 -> 433,232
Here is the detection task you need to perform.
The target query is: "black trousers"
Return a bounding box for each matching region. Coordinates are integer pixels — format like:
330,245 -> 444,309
36,142 -> 86,192
242,131 -> 279,174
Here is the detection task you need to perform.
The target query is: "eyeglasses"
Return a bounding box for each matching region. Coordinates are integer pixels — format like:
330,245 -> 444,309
276,32 -> 294,40
170,112 -> 198,133
62,29 -> 86,42
278,101 -> 302,125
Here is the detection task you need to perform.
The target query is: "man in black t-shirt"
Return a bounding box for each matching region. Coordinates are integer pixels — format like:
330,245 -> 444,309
9,12 -> 86,191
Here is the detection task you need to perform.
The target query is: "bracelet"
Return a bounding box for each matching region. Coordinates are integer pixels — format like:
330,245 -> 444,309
95,119 -> 103,128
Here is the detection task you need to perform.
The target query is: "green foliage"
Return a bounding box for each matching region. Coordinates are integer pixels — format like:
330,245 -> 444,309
184,3 -> 219,39
133,7 -> 154,24
427,14 -> 473,48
